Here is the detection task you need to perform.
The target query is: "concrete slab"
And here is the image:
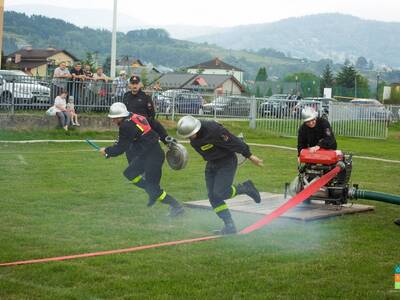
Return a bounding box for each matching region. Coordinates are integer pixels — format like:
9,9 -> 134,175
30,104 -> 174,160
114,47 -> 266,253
184,192 -> 375,221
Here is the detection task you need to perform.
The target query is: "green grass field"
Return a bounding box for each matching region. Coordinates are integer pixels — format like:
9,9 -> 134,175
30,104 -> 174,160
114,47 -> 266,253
0,126 -> 400,299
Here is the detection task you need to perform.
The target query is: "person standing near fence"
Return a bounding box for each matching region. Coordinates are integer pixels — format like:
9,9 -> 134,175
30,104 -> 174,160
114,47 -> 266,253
93,67 -> 109,106
176,116 -> 264,235
69,63 -> 85,107
123,75 -> 169,144
112,70 -> 128,102
52,62 -> 71,100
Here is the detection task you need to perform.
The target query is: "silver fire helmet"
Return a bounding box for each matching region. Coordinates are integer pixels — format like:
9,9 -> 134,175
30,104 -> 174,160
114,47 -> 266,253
108,102 -> 130,118
301,107 -> 318,122
176,116 -> 201,138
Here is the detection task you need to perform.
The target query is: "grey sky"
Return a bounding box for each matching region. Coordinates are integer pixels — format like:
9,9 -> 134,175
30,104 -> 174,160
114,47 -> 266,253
7,0 -> 400,27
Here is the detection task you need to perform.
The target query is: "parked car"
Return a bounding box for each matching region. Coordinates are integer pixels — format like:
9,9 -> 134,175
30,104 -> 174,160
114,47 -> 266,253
350,98 -> 392,121
292,100 -> 324,119
153,89 -> 204,114
175,92 -> 204,114
303,97 -> 337,116
0,71 -> 51,105
203,96 -> 251,116
269,94 -> 291,100
259,99 -> 289,117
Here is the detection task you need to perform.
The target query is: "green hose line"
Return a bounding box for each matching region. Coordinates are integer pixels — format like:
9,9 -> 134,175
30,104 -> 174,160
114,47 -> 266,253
355,189 -> 400,205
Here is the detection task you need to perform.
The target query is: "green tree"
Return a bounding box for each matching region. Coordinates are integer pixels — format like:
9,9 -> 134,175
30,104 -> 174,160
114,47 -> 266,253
255,67 -> 268,81
335,65 -> 370,97
81,52 -> 97,72
284,72 -> 319,97
266,87 -> 273,97
336,65 -> 357,88
321,64 -> 334,88
355,74 -> 370,98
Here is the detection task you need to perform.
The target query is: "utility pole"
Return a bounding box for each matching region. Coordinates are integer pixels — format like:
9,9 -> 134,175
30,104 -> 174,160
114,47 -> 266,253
110,0 -> 118,78
376,72 -> 380,101
0,0 -> 4,69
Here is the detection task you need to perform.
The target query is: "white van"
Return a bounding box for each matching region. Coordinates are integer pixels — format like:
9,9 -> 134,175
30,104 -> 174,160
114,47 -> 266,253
0,70 -> 51,104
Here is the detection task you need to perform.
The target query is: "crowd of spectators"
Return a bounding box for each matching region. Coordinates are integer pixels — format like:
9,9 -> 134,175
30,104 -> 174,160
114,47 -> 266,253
51,62 -> 131,109
50,62 -> 131,130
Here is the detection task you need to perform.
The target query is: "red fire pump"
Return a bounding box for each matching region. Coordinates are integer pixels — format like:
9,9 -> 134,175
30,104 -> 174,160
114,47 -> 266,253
288,149 -> 353,205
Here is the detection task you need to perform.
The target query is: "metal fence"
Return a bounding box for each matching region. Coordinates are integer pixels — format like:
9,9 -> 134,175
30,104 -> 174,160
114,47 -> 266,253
328,102 -> 391,139
0,74 -> 125,113
0,75 -> 397,139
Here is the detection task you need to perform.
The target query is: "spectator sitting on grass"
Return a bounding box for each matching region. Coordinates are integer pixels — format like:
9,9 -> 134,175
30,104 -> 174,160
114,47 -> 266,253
54,90 -> 71,131
66,96 -> 80,126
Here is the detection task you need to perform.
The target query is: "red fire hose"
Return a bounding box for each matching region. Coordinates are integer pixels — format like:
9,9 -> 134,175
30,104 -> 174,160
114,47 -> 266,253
0,165 -> 343,267
240,165 -> 343,234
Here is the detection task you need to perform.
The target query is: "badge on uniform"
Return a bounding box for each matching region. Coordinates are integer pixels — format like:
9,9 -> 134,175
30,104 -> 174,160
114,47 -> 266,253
221,134 -> 229,142
325,128 -> 331,136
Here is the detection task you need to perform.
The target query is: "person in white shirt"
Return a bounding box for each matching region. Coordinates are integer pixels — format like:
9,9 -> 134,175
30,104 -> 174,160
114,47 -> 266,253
54,90 -> 71,131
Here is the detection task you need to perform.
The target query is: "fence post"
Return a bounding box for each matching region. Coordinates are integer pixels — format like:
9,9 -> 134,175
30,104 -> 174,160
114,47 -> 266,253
10,80 -> 15,114
171,93 -> 176,121
249,96 -> 256,129
213,95 -> 217,120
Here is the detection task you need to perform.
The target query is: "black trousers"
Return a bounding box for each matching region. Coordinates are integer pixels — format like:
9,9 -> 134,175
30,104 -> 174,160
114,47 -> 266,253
123,144 -> 165,203
205,154 -> 238,218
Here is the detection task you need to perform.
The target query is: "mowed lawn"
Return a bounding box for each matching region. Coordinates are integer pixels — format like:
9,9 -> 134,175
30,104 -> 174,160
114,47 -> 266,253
0,134 -> 400,299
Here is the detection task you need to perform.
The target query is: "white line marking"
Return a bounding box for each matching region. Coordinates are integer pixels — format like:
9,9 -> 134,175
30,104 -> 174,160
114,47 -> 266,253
0,140 -> 399,164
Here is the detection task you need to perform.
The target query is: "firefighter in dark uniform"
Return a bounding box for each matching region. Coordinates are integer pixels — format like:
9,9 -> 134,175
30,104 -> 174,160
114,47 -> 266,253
177,116 -> 264,235
122,75 -> 169,144
296,107 -> 338,204
100,102 -> 184,217
297,107 -> 337,155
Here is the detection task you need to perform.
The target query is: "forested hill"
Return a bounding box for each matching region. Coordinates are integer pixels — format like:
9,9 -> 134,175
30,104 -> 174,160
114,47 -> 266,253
3,11 -> 343,79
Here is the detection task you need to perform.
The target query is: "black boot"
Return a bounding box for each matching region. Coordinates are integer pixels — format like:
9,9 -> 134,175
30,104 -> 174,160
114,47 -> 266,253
213,221 -> 237,235
237,180 -> 261,203
394,218 -> 400,226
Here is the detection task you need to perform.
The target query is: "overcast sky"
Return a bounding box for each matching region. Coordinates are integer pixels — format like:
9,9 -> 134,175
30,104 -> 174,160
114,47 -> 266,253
7,0 -> 400,27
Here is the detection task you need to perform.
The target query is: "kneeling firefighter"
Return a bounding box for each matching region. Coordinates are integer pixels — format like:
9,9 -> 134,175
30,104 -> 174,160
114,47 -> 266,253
177,116 -> 264,235
100,102 -> 184,217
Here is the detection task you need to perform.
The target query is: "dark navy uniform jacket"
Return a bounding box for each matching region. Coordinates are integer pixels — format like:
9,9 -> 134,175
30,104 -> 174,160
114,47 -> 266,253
105,113 -> 159,158
190,120 -> 252,162
123,89 -> 156,120
297,117 -> 337,155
